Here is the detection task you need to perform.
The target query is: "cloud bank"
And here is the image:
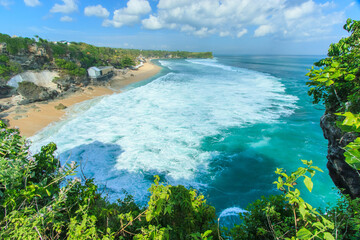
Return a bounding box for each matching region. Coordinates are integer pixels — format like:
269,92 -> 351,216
103,0 -> 151,27
140,0 -> 344,40
50,0 -> 78,14
84,4 -> 110,18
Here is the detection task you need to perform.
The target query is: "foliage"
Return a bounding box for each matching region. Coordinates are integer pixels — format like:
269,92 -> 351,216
306,19 -> 360,113
55,58 -> 86,76
135,176 -> 217,239
229,161 -> 338,240
273,161 -> 335,240
0,33 -> 35,55
120,56 -> 135,68
0,121 -> 216,239
2,119 -> 360,239
228,195 -> 294,239
324,194 -> 360,240
307,18 -> 360,172
0,54 -> 21,81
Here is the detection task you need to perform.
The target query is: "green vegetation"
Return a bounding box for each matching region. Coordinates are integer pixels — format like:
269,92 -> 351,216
0,32 -> 213,81
1,120 -> 360,239
0,121 -> 217,239
0,33 -> 35,55
54,58 -> 86,77
0,54 -> 21,83
306,19 -> 360,170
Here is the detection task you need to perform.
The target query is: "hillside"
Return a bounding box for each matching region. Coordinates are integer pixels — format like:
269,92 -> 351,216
0,33 -> 212,84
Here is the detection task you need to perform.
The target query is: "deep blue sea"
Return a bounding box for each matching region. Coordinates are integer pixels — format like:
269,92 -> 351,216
30,56 -> 339,224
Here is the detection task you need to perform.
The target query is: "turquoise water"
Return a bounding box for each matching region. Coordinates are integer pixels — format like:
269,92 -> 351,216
30,56 -> 338,222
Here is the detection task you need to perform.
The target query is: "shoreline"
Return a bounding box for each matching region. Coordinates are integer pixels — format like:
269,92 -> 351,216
2,61 -> 162,137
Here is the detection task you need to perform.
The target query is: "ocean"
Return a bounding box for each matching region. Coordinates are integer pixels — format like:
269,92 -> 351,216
30,55 -> 338,224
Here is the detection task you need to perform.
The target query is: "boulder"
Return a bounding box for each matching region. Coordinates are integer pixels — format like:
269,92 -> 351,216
0,103 -> 12,112
0,85 -> 15,98
17,81 -> 58,104
53,76 -> 75,91
54,103 -> 67,110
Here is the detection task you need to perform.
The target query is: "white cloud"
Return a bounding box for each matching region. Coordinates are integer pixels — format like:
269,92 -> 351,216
348,2 -> 356,7
219,31 -> 230,37
284,0 -> 315,20
254,25 -> 275,37
142,14 -> 163,30
50,0 -> 77,14
141,0 -> 344,40
319,1 -> 336,8
84,4 -> 110,18
0,0 -> 13,7
24,0 -> 40,7
237,29 -> 248,38
104,0 -> 151,28
60,15 -> 73,22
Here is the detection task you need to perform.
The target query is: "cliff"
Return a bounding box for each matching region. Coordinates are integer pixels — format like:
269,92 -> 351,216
321,113 -> 360,198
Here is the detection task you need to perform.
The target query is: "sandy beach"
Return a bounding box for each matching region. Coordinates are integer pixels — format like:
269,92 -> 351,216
2,62 -> 162,137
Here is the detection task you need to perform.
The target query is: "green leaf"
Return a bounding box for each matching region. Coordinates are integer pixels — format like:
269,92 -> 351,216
310,166 -> 323,172
313,222 -> 324,229
323,232 -> 335,240
297,228 -> 312,239
331,61 -> 340,68
303,176 -> 313,192
298,202 -> 306,219
345,74 -> 356,81
202,230 -> 212,237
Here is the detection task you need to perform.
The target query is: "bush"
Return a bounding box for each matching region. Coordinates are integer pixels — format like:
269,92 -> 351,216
0,121 -> 217,239
55,58 -> 86,77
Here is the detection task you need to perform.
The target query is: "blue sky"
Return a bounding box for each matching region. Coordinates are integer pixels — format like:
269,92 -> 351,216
0,0 -> 359,55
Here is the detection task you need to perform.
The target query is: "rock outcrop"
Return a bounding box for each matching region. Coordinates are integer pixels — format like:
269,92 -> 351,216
17,81 -> 58,104
0,85 -> 15,98
320,113 -> 360,198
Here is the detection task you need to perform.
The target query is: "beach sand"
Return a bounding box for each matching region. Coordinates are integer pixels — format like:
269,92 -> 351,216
2,62 -> 161,137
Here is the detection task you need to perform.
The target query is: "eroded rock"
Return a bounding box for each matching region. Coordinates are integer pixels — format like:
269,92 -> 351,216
17,81 -> 58,104
320,113 -> 360,198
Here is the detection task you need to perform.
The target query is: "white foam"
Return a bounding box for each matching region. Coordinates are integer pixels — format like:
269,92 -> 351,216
158,60 -> 173,70
30,59 -> 298,203
219,207 -> 248,218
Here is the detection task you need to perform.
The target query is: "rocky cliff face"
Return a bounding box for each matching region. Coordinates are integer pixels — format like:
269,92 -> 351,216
320,113 -> 360,198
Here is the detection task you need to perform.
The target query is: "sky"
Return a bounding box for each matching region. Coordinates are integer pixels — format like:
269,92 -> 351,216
0,0 -> 359,55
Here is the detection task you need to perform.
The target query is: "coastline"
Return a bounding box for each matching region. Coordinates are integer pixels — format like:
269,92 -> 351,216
2,61 -> 162,137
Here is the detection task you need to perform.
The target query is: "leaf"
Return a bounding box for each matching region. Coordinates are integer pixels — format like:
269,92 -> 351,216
336,112 -> 360,130
202,230 -> 212,237
298,202 -> 306,219
323,232 -> 335,240
313,222 -> 324,229
310,166 -> 324,172
303,176 -> 313,192
345,74 -> 356,81
297,228 -> 312,239
331,61 -> 340,68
